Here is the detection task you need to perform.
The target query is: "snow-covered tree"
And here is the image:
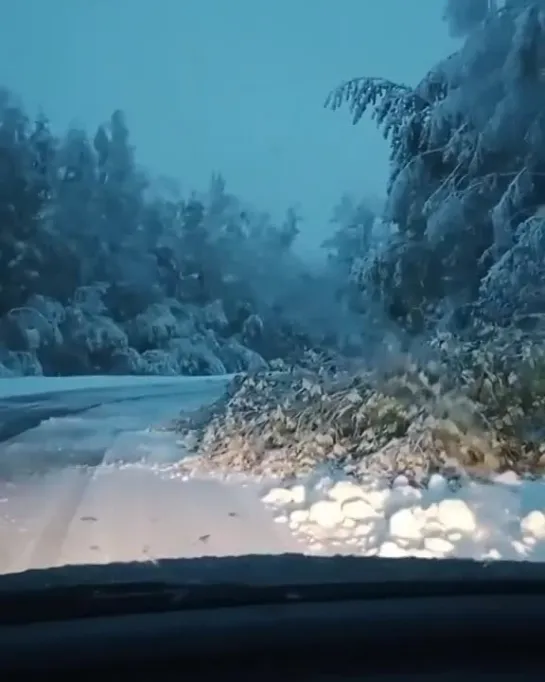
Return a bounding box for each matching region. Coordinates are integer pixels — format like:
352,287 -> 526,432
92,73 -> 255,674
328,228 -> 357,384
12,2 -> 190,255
323,194 -> 375,270
0,92 -> 57,316
326,0 -> 545,331
0,91 -> 344,376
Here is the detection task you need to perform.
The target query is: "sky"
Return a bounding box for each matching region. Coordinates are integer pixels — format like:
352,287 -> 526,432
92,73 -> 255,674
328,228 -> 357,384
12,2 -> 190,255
0,0 -> 457,258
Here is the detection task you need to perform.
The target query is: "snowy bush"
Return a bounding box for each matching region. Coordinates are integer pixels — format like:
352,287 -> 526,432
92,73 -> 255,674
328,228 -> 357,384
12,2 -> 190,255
218,337 -> 268,373
173,322 -> 545,483
167,337 -> 226,376
0,351 -> 43,376
140,349 -> 181,376
109,347 -> 147,375
124,303 -> 181,351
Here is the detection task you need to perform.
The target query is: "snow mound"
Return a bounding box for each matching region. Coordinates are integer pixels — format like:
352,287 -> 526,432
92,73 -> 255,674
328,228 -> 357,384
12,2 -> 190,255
260,471 -> 545,561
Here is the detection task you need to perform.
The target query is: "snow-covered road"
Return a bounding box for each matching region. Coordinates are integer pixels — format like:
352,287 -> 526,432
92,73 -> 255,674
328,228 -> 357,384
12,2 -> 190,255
3,374 -> 545,576
0,376 -> 303,575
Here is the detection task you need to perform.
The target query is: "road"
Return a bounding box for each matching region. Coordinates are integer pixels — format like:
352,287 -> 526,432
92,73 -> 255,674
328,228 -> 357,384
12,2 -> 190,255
0,377 -> 304,575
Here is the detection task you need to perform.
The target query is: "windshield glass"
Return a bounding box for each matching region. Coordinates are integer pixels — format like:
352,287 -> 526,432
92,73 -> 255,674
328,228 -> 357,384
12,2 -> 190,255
1,0 -> 545,577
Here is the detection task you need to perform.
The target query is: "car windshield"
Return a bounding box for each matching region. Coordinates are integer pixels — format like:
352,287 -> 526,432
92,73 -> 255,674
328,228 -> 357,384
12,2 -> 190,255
1,0 -> 545,579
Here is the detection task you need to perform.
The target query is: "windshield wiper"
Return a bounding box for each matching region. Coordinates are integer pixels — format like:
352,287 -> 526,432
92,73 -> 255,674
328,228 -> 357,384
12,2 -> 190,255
3,576 -> 545,626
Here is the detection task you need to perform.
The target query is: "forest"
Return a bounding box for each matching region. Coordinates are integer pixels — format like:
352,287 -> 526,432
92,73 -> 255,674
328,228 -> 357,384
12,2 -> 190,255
0,95 -> 385,378
3,0 -> 545,481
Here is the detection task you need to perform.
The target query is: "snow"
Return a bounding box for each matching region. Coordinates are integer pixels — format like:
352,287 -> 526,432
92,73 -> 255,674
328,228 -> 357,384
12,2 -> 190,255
2,373 -> 545,568
259,471 -> 545,561
0,373 -> 235,399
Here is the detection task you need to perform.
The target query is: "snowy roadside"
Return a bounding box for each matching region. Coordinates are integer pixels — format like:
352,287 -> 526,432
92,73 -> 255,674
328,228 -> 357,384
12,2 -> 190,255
171,359 -> 545,564
167,459 -> 545,563
1,373 -> 545,575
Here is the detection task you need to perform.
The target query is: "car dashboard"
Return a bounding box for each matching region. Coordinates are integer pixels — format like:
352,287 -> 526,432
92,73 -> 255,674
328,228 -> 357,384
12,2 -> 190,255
0,591 -> 543,679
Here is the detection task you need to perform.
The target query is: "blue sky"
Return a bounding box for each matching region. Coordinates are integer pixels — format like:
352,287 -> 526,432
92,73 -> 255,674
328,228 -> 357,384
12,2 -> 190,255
0,0 -> 457,256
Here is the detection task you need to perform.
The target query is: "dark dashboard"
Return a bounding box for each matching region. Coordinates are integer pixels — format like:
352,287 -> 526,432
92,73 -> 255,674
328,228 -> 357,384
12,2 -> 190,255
0,554 -> 543,678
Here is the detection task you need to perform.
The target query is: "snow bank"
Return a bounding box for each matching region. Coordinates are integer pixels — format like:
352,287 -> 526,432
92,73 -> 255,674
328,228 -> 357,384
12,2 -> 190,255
259,471 -> 545,561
